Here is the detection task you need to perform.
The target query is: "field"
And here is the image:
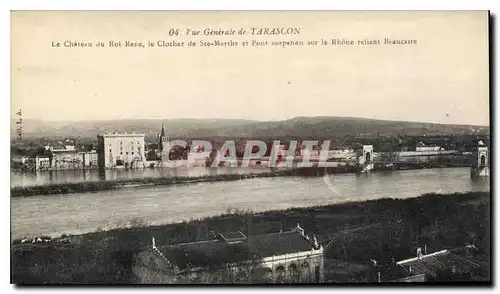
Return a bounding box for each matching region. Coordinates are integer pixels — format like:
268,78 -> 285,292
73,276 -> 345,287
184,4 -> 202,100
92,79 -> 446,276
11,191 -> 490,284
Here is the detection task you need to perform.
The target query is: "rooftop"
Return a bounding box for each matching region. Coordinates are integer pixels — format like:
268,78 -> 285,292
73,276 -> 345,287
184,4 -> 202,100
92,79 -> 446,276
98,132 -> 145,137
46,145 -> 77,153
153,224 -> 321,271
395,246 -> 481,278
247,230 -> 316,257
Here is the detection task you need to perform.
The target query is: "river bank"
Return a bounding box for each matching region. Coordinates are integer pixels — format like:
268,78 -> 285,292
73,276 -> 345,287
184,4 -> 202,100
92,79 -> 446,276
11,163 -> 470,197
9,166 -> 355,197
11,191 -> 490,284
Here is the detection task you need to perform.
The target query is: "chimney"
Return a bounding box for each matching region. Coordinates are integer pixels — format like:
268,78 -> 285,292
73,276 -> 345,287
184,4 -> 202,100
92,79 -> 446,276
377,272 -> 381,283
417,247 -> 423,259
313,235 -> 319,249
152,236 -> 156,249
296,223 -> 305,236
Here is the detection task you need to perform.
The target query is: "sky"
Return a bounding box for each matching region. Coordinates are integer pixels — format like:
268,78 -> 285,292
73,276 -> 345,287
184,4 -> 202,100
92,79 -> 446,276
11,11 -> 490,126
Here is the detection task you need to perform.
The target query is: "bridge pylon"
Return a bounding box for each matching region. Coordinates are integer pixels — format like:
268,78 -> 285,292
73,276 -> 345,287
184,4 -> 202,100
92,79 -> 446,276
358,145 -> 374,172
471,142 -> 489,178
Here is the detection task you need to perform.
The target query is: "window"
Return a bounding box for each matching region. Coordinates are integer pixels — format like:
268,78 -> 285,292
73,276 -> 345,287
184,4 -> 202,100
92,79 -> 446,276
109,149 -> 111,153
132,152 -> 134,155
314,266 -> 320,282
276,265 -> 286,283
126,152 -> 129,155
120,152 -> 123,155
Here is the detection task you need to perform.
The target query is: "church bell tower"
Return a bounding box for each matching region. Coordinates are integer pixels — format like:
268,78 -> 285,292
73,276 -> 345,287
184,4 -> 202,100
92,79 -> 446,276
158,123 -> 167,151
158,123 -> 169,161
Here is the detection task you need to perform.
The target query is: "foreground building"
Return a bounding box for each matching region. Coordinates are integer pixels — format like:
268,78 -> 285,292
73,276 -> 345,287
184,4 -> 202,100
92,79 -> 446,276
381,245 -> 484,282
134,224 -> 324,284
97,133 -> 146,168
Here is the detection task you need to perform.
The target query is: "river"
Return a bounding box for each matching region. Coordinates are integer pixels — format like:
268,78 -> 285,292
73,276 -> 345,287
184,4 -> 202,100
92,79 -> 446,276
10,166 -> 268,188
10,167 -> 489,239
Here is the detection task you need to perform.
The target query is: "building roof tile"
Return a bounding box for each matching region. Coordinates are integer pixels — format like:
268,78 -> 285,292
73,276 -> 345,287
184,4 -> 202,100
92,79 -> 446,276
155,228 -> 318,270
396,247 -> 481,278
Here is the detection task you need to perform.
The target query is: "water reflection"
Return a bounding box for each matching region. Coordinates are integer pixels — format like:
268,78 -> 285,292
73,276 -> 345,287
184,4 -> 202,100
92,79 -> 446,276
10,167 -> 270,188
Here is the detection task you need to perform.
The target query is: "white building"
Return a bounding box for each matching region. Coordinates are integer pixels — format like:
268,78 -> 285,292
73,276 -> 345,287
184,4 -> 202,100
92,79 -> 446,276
35,157 -> 51,171
416,146 -> 443,152
97,133 -> 146,168
416,141 -> 444,152
80,150 -> 99,169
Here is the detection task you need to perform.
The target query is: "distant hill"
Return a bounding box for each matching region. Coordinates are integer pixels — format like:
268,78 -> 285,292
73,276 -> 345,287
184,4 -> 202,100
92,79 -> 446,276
10,118 -> 257,140
175,117 -> 489,139
11,117 -> 489,141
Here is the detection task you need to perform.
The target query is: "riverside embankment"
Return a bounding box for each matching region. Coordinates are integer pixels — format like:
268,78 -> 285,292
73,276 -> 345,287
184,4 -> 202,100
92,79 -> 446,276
11,191 -> 490,284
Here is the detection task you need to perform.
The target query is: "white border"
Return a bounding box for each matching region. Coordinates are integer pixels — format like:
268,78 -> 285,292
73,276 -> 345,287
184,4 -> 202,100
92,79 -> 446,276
3,1 -> 498,294
2,0 -> 497,11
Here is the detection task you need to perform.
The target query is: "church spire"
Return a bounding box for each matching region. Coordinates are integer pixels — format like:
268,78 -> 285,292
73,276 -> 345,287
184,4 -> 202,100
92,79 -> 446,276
160,123 -> 166,138
158,122 -> 167,152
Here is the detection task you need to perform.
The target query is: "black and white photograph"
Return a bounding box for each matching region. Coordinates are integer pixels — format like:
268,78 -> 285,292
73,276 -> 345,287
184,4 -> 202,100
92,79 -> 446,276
9,10 -> 491,285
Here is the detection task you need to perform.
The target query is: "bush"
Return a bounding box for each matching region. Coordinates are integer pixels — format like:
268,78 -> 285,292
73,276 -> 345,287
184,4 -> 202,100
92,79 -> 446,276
129,218 -> 151,228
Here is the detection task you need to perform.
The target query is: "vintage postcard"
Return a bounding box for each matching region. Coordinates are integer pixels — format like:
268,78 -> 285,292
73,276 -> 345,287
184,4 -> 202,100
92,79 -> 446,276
10,11 -> 490,285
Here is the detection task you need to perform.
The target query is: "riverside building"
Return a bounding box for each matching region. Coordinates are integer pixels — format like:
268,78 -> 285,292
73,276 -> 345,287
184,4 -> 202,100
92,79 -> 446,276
97,132 -> 146,169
